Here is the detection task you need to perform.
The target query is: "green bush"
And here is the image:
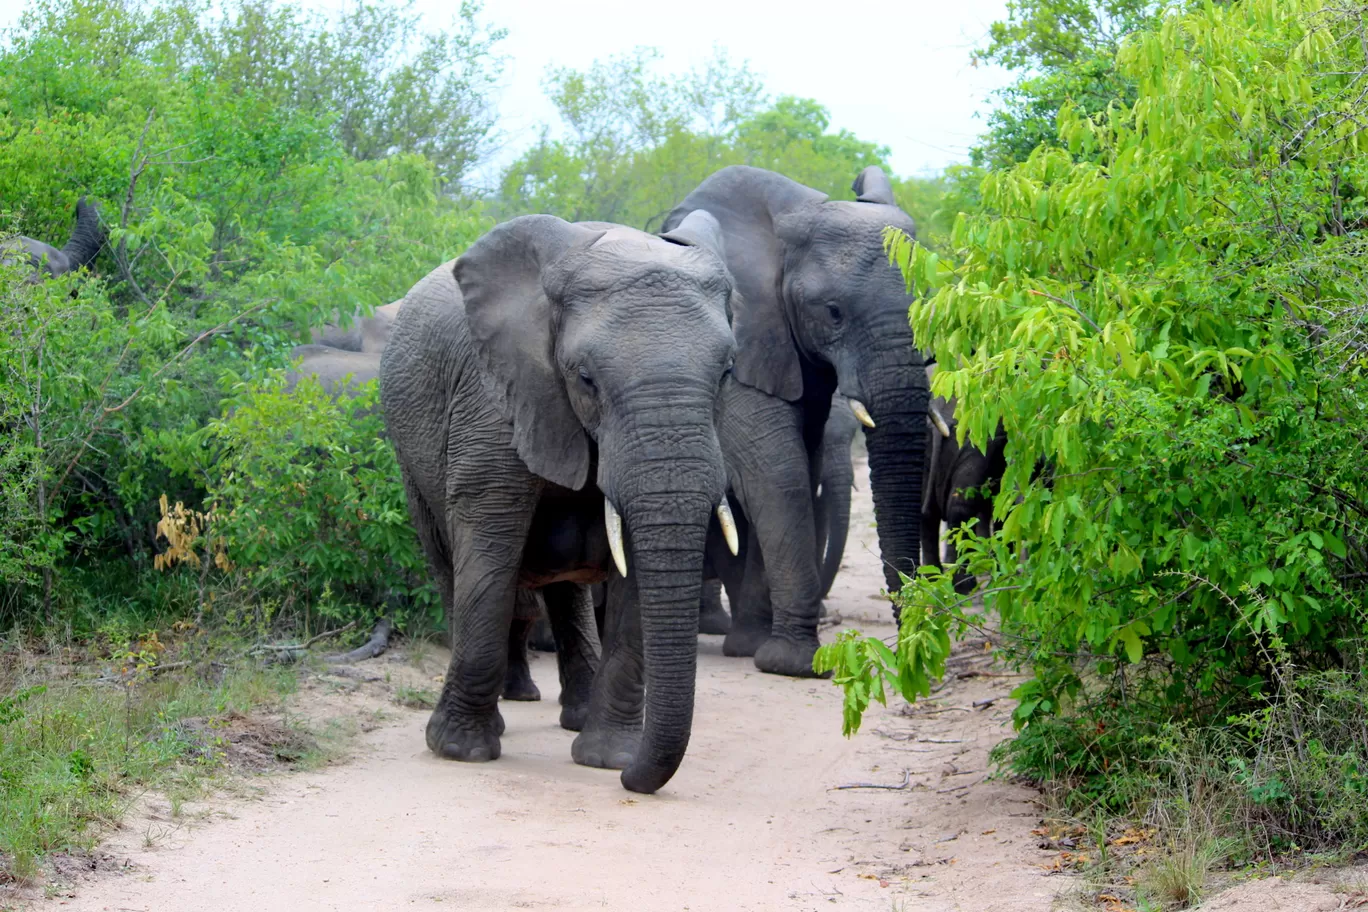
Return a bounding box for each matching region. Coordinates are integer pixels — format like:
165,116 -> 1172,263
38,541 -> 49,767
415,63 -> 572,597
0,0 -> 493,631
201,374 -> 437,634
821,0 -> 1368,848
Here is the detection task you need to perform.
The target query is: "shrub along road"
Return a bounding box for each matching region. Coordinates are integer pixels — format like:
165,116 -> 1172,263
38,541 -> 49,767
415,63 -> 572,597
29,458 -> 1053,911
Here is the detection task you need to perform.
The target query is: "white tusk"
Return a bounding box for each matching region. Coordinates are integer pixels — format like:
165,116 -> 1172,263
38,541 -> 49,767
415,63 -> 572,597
850,399 -> 876,429
604,498 -> 628,578
717,501 -> 740,556
929,408 -> 951,438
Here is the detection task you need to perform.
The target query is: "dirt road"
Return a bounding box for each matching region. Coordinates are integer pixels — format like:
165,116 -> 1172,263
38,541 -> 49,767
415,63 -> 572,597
35,459 -> 1057,911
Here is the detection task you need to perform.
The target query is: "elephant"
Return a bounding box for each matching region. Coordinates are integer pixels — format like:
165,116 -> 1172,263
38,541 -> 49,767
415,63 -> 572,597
922,364 -> 1008,595
815,393 -> 860,600
662,165 -> 930,676
380,211 -> 739,794
704,393 -> 859,628
310,300 -> 402,353
285,344 -> 380,396
2,197 -> 106,279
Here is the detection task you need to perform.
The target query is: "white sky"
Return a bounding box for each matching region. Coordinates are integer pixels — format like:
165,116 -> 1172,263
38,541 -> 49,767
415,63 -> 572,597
0,0 -> 1016,179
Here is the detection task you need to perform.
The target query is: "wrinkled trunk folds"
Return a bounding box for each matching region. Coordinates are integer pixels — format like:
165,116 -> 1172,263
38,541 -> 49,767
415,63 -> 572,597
857,322 -> 929,600
601,397 -> 720,794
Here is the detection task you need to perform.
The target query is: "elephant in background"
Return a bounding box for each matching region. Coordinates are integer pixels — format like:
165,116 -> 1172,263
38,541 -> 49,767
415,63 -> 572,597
285,344 -> 380,396
702,392 -> 859,629
310,300 -> 402,353
2,197 -> 105,279
663,165 -> 930,676
921,364 -> 1008,594
380,212 -> 739,794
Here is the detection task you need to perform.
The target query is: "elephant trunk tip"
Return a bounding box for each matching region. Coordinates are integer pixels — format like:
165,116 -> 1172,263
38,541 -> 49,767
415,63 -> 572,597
620,748 -> 689,795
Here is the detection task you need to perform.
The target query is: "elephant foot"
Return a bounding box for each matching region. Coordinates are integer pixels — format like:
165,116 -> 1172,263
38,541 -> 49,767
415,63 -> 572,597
723,624 -> 769,658
571,727 -> 641,770
426,707 -> 502,762
952,572 -> 978,596
754,635 -> 828,679
559,701 -> 590,732
699,606 -> 732,636
502,664 -> 541,702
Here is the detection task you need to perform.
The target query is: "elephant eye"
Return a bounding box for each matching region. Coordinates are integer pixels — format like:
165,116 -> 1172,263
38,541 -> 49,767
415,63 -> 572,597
826,304 -> 843,325
578,366 -> 595,390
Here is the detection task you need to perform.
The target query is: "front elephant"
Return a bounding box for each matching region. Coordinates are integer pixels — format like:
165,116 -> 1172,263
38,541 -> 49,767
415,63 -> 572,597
664,166 -> 930,676
380,213 -> 737,794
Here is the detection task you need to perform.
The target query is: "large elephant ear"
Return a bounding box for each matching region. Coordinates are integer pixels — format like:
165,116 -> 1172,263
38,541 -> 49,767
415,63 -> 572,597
456,215 -> 606,490
660,209 -> 727,260
661,166 -> 826,401
852,166 -> 897,205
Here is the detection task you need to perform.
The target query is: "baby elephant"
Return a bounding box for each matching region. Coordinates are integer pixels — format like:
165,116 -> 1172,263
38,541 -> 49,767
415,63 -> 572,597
921,366 -> 1008,594
381,212 -> 739,794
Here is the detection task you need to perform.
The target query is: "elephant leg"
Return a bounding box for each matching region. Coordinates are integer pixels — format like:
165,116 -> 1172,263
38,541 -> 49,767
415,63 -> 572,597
400,469 -> 456,647
922,508 -> 943,572
572,574 -> 644,770
543,581 -> 601,732
698,578 -> 731,636
426,474 -> 539,764
723,526 -> 773,657
944,497 -> 986,595
502,589 -> 542,702
718,382 -> 824,677
528,609 -> 558,652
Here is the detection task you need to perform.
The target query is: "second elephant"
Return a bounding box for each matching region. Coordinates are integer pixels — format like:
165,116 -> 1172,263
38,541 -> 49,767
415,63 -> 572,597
921,366 -> 1008,594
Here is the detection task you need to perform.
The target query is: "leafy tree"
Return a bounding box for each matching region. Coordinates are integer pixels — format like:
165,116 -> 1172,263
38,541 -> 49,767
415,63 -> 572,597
822,0 -> 1368,790
497,49 -> 894,229
0,0 -> 491,630
970,0 -> 1161,168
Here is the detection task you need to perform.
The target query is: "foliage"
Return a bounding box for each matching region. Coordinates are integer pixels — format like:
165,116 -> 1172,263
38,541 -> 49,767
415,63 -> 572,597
827,0 -> 1368,809
970,0 -> 1162,169
496,48 -> 899,229
200,374 -> 437,633
0,641 -> 299,882
0,0 -> 492,631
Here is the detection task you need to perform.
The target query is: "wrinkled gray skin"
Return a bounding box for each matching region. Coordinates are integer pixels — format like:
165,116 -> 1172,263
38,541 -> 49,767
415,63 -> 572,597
921,365 -> 1008,595
663,166 -> 930,676
380,213 -> 737,794
290,315 -> 562,705
815,394 -> 859,600
2,197 -> 106,279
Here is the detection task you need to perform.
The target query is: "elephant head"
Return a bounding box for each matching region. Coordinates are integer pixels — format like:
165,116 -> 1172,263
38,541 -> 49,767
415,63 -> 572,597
456,212 -> 737,793
664,166 -> 930,596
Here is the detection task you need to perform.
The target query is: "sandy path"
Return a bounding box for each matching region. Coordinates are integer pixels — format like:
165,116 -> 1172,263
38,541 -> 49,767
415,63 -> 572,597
33,460 -> 1057,911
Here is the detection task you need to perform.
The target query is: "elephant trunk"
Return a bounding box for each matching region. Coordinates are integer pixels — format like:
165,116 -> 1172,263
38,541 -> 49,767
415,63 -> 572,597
618,485 -> 711,795
602,396 -> 722,795
856,319 -> 930,601
61,198 -> 105,270
818,474 -> 852,599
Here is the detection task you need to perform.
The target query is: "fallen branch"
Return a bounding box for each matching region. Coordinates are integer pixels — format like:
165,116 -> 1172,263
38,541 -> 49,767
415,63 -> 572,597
328,618 -> 393,664
831,770 -> 912,791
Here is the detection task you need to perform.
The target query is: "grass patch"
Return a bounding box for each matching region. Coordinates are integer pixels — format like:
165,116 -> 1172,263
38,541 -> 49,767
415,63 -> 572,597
0,635 -> 305,884
996,647 -> 1368,908
392,683 -> 436,710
